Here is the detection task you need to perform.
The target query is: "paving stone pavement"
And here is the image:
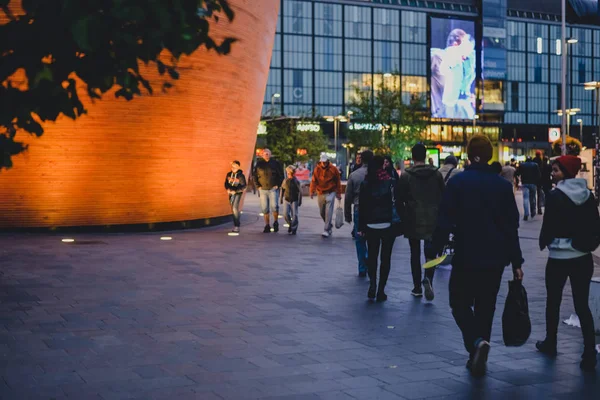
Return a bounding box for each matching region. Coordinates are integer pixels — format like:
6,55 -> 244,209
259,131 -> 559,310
0,192 -> 599,400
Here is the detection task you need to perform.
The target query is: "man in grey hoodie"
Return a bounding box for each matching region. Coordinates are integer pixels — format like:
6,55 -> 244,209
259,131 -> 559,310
345,150 -> 374,277
537,155 -> 600,371
438,155 -> 461,184
398,144 -> 445,300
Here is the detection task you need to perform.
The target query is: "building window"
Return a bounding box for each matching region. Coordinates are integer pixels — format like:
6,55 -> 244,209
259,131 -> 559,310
511,82 -> 519,111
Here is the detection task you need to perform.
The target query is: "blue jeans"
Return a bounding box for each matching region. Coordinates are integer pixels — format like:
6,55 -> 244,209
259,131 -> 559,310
354,207 -> 368,273
229,193 -> 242,227
284,201 -> 299,232
522,184 -> 537,218
259,188 -> 280,214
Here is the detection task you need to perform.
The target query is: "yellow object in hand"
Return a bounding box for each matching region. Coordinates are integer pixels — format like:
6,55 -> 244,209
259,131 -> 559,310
423,255 -> 447,270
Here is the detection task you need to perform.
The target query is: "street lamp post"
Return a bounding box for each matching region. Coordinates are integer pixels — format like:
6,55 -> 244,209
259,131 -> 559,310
473,114 -> 479,134
577,118 -> 583,143
556,108 -> 580,143
342,143 -> 354,178
325,115 -> 348,166
271,93 -> 280,115
585,81 -> 600,201
584,81 -> 600,143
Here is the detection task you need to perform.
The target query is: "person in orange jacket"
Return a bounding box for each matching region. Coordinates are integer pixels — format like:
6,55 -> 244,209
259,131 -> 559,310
310,154 -> 342,238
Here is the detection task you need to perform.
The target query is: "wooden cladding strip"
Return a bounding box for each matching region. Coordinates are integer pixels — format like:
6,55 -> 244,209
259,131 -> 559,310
0,0 -> 279,229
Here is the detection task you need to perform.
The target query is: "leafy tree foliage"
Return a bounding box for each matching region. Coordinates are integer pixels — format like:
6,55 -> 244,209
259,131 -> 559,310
263,116 -> 328,166
347,74 -> 427,160
0,0 -> 235,169
552,136 -> 582,156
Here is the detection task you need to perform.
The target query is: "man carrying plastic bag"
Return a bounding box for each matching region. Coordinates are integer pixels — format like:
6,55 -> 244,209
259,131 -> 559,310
428,135 -> 524,377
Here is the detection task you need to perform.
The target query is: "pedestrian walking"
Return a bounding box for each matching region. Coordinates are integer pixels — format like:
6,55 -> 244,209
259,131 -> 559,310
310,154 -> 342,238
541,156 -> 553,203
345,150 -> 374,277
491,161 -> 502,175
351,152 -> 363,173
254,148 -> 284,233
357,155 -> 401,302
280,165 -> 302,235
224,160 -> 247,233
429,134 -> 524,377
438,155 -> 461,184
533,151 -> 545,215
517,156 -> 541,221
536,155 -> 599,371
398,143 -> 445,300
383,155 -> 400,180
500,161 -> 517,190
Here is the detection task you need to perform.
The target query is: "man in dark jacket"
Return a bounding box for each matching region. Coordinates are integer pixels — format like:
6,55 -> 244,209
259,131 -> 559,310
254,148 -> 284,233
517,157 -> 541,221
429,134 -> 524,377
398,143 -> 445,301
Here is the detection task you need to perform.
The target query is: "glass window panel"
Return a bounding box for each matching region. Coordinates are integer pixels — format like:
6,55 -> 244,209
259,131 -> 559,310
374,41 -> 399,73
345,72 -> 372,105
315,71 -> 342,106
401,76 -> 426,106
401,11 -> 426,43
314,2 -> 342,37
344,5 -> 371,39
271,33 -> 281,68
284,35 -> 313,70
507,21 -> 526,51
284,69 -> 313,105
345,39 -> 372,72
373,8 -> 399,41
264,69 -> 282,102
315,37 -> 342,70
284,0 -> 312,34
401,43 -> 426,76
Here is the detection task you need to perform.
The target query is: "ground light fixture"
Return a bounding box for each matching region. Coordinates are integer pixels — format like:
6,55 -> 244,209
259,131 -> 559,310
227,232 -> 240,236
61,238 -> 75,243
160,236 -> 173,241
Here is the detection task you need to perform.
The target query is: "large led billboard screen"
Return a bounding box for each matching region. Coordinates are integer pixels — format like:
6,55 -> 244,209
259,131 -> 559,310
430,18 -> 477,120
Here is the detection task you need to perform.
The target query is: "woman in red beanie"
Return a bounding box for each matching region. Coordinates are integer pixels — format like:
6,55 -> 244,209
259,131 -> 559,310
537,155 -> 600,371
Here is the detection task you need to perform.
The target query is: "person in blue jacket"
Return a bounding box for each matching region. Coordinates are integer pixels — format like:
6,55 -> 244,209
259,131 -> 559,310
428,134 -> 524,377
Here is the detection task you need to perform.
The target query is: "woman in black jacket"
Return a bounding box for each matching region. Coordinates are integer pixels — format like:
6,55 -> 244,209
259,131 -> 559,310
537,155 -> 599,371
224,161 -> 247,233
358,156 -> 401,302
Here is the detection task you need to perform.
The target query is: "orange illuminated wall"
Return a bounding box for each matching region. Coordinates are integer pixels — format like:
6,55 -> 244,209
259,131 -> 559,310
0,0 -> 279,229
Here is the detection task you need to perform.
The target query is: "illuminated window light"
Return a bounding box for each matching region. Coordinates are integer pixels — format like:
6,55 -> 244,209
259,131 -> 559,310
536,37 -> 542,54
61,238 -> 75,243
556,39 -> 562,55
160,237 -> 173,241
228,232 -> 240,236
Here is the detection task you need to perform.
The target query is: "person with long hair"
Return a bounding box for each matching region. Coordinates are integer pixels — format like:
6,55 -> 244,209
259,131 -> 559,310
358,155 -> 401,302
537,155 -> 599,371
224,161 -> 247,233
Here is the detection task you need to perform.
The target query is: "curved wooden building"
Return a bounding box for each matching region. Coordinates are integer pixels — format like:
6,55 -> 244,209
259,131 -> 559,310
0,0 -> 279,230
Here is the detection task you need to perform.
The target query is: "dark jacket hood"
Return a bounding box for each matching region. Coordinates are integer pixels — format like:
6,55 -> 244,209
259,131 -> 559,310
406,164 -> 439,179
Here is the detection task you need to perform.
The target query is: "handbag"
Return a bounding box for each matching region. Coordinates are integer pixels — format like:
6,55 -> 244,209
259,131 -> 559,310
502,280 -> 532,346
335,199 -> 344,229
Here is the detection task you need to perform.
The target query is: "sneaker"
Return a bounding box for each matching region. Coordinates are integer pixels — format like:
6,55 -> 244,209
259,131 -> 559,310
376,291 -> 388,302
523,216 -> 528,221
535,340 -> 557,357
291,230 -> 297,235
263,225 -> 271,233
531,212 -> 536,218
232,227 -> 240,233
411,287 -> 423,297
273,221 -> 279,233
471,340 -> 490,377
288,227 -> 292,234
423,277 -> 434,301
538,209 -> 543,216
321,231 -> 330,238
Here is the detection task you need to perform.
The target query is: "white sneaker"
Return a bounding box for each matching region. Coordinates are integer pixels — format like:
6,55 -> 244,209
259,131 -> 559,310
321,231 -> 330,238
232,227 -> 240,233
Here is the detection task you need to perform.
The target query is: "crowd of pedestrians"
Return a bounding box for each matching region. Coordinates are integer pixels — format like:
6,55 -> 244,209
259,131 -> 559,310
224,139 -> 598,377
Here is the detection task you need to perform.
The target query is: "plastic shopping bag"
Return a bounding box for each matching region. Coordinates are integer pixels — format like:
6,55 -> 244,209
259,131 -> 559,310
335,201 -> 344,229
502,280 -> 531,346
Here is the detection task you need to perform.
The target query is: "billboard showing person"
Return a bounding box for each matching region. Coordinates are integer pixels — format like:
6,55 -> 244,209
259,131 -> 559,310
431,19 -> 477,120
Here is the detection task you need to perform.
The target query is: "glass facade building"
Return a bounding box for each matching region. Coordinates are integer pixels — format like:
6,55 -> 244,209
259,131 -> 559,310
263,0 -> 600,150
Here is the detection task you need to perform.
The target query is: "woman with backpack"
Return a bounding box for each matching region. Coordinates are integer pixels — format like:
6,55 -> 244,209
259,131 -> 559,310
357,155 -> 402,302
537,155 -> 599,371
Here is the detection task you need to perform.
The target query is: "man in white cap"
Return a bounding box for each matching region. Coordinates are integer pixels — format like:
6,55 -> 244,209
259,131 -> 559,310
310,153 -> 342,237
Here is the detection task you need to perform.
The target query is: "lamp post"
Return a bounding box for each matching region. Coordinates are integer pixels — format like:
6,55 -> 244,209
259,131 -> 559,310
271,93 -> 280,115
342,143 -> 354,178
556,108 -> 580,140
585,81 -> 600,201
584,81 -> 600,143
473,114 -> 479,134
561,0 -> 578,155
325,115 -> 348,166
577,118 -> 583,143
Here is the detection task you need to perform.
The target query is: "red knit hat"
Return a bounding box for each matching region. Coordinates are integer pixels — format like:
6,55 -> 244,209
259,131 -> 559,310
555,155 -> 581,178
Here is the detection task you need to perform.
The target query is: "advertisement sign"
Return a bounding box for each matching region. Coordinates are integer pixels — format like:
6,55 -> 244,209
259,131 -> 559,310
548,127 -> 561,143
296,122 -> 321,133
426,148 -> 441,168
430,18 -> 477,120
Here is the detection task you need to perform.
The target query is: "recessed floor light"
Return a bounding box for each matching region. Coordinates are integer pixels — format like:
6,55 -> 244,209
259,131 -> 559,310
228,232 -> 240,236
283,224 -> 290,228
160,237 -> 172,241
259,213 -> 264,216
61,238 -> 75,243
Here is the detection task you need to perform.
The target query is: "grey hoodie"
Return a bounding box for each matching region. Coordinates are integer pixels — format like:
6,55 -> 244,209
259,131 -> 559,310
547,178 -> 590,259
